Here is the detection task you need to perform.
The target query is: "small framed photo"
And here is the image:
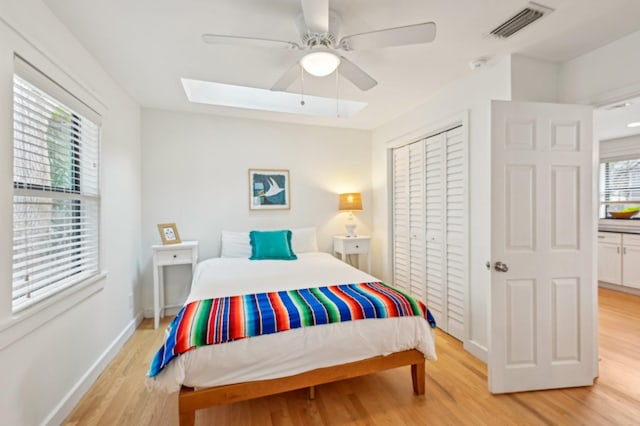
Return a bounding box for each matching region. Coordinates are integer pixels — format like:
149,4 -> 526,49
157,223 -> 181,245
249,169 -> 290,210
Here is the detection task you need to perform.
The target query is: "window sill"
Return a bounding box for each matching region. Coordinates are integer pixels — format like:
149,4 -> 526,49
0,272 -> 107,351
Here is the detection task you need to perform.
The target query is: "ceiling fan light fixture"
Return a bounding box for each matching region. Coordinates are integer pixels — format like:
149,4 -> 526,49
300,50 -> 340,77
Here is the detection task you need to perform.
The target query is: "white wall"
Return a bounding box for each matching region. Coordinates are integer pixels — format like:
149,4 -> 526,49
559,30 -> 640,105
0,1 -> 142,424
371,56 -> 512,361
511,55 -> 559,103
369,32 -> 640,363
0,5 -> 632,421
561,30 -> 640,240
141,109 -> 372,313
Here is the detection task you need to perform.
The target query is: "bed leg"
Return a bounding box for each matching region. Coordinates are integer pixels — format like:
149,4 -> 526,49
179,386 -> 196,426
308,385 -> 316,400
179,410 -> 195,426
411,362 -> 425,395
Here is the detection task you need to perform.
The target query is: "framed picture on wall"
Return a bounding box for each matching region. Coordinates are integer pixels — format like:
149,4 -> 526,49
157,223 -> 182,244
249,169 -> 290,210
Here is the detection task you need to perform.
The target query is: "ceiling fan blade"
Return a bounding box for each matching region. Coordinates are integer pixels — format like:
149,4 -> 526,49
301,0 -> 329,33
338,56 -> 377,91
339,22 -> 436,51
202,34 -> 300,50
271,62 -> 301,92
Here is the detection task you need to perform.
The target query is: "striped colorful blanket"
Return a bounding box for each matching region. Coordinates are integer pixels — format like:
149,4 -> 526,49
148,281 -> 436,378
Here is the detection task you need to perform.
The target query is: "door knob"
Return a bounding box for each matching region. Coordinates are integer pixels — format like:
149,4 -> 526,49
494,261 -> 509,272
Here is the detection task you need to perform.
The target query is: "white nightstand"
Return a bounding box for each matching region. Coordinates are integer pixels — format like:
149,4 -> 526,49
152,240 -> 199,329
333,236 -> 371,273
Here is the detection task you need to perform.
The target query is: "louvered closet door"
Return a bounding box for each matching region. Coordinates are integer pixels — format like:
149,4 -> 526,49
444,127 -> 466,339
408,142 -> 426,301
423,126 -> 467,341
392,125 -> 467,342
392,146 -> 410,293
424,133 -> 445,329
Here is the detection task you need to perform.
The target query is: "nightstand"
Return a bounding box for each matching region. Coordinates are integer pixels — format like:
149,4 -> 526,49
152,240 -> 199,329
333,236 -> 371,273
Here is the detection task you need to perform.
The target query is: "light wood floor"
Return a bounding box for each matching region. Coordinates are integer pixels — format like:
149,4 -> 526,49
63,288 -> 640,425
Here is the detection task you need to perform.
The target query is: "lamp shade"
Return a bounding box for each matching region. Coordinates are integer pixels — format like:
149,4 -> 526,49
338,193 -> 363,211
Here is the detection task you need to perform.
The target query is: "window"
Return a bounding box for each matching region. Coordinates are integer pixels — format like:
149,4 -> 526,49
12,59 -> 100,312
599,158 -> 640,218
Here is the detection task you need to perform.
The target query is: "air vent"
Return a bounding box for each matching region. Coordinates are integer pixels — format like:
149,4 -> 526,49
490,2 -> 554,38
604,102 -> 632,110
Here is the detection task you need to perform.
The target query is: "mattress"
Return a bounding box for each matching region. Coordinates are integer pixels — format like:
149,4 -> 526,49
148,252 -> 437,393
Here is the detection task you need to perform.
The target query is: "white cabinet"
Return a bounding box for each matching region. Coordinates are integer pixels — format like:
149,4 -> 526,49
597,232 -> 621,284
597,232 -> 640,289
622,234 -> 640,289
391,126 -> 467,341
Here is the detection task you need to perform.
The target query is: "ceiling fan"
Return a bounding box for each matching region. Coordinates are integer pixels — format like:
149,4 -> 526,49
202,0 -> 436,92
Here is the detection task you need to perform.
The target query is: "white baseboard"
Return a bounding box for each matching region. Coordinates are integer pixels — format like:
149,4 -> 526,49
464,339 -> 488,364
598,281 -> 640,296
143,306 -> 180,320
43,311 -> 144,426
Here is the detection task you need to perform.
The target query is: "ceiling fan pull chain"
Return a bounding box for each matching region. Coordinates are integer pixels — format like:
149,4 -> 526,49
335,70 -> 340,118
300,66 -> 305,106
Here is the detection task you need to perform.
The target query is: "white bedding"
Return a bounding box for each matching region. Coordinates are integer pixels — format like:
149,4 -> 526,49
148,252 -> 437,393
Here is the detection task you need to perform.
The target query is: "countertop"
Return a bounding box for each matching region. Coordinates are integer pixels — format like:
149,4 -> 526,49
598,229 -> 640,235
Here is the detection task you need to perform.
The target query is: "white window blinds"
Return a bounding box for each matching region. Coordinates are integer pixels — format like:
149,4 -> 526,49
600,159 -> 640,203
12,61 -> 100,312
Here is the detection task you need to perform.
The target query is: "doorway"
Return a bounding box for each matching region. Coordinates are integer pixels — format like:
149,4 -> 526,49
595,95 -> 640,293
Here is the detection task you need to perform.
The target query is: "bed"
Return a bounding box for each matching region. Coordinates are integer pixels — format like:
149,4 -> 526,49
147,229 -> 437,425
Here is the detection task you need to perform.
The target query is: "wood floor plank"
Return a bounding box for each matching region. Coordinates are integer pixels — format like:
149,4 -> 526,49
63,287 -> 640,425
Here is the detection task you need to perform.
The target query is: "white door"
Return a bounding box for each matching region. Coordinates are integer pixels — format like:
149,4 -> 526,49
444,127 -> 466,340
425,127 -> 467,341
392,145 -> 411,293
392,125 -> 467,341
489,100 -> 597,393
408,141 -> 427,300
425,133 -> 444,327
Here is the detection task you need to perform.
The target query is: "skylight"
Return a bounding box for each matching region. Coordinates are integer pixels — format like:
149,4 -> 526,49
181,78 -> 367,118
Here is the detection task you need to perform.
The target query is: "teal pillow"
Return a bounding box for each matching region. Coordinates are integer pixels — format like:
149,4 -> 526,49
249,230 -> 297,260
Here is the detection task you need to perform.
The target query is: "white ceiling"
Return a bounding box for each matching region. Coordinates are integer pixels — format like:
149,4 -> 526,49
43,0 -> 640,131
596,95 -> 640,141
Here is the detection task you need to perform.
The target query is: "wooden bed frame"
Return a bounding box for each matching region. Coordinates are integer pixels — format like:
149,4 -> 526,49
178,349 -> 426,425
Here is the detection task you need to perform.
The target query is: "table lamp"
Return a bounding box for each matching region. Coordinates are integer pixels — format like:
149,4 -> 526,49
338,193 -> 363,237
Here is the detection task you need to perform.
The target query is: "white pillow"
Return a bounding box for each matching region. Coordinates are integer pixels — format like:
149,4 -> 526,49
221,227 -> 318,257
291,227 -> 318,253
220,230 -> 251,258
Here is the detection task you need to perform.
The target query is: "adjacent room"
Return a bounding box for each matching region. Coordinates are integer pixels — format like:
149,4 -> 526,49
1,0 -> 639,424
